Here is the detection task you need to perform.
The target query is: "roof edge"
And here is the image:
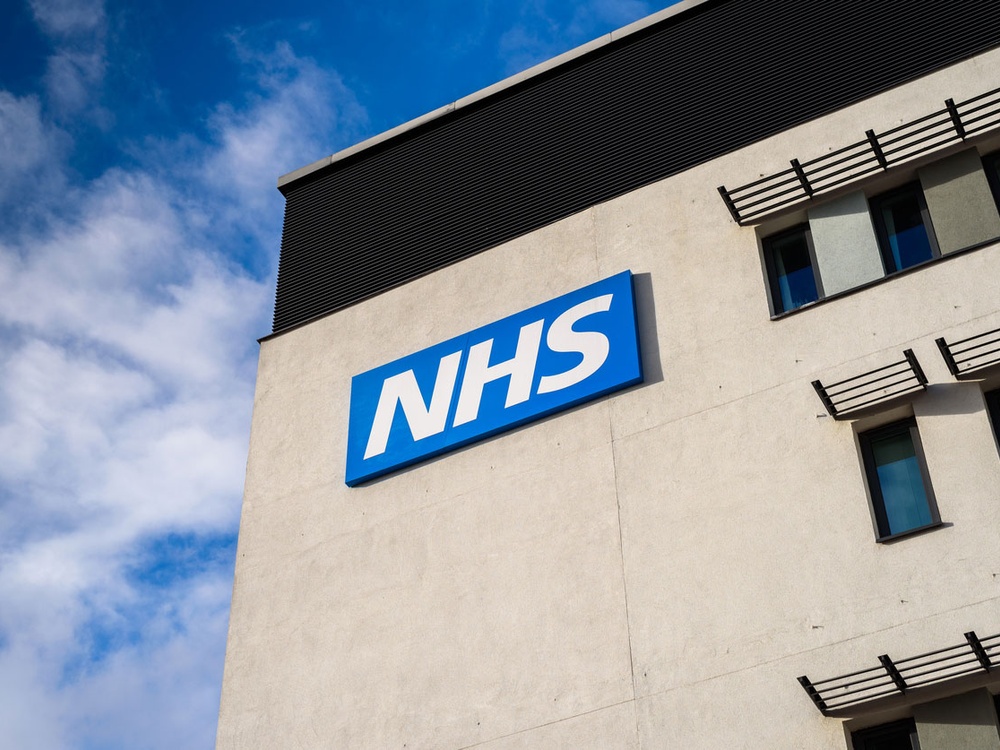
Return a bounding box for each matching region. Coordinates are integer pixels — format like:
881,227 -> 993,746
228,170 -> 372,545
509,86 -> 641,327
277,0 -> 710,189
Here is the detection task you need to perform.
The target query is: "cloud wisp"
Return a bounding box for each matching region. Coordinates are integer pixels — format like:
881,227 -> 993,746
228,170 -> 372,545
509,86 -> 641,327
0,8 -> 365,748
499,0 -> 654,75
29,0 -> 108,120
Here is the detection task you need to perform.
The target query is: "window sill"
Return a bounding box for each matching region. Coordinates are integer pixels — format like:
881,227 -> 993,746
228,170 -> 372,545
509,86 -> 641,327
876,520 -> 945,544
769,235 -> 999,321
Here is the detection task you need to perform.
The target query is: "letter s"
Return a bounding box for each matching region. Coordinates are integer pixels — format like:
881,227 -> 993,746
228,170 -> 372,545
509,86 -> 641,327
536,294 -> 612,394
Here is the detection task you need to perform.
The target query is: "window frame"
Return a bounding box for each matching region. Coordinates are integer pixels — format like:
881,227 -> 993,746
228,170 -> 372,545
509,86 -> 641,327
851,718 -> 920,750
859,417 -> 940,542
870,182 -> 940,274
762,223 -> 823,315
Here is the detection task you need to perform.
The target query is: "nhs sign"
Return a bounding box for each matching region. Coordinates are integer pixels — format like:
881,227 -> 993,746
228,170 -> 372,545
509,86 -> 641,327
345,271 -> 642,486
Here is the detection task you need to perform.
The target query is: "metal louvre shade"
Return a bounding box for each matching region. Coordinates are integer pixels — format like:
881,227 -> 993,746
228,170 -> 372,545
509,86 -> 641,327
719,87 -> 1000,224
272,0 -> 1000,335
937,326 -> 1000,379
798,630 -> 999,716
812,350 -> 929,420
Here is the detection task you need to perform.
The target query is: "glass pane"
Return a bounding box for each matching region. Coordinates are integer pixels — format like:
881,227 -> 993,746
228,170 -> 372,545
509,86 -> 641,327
862,731 -> 915,750
985,153 -> 1000,207
879,189 -> 933,271
771,231 -> 818,312
986,389 -> 1000,445
854,720 -> 919,750
871,429 -> 931,535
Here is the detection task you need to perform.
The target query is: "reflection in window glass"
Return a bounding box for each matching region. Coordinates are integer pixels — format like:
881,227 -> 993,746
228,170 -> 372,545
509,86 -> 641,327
873,184 -> 935,272
765,227 -> 818,313
861,419 -> 937,540
870,429 -> 932,536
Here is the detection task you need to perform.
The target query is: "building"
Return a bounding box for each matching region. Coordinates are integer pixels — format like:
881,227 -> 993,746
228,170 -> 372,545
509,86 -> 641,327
216,1 -> 1000,747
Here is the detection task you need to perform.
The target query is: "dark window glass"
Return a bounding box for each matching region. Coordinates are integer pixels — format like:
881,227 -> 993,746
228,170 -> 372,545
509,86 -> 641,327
764,225 -> 820,313
984,152 -> 1000,209
986,388 -> 1000,446
871,183 -> 937,273
860,419 -> 938,540
852,718 -> 920,750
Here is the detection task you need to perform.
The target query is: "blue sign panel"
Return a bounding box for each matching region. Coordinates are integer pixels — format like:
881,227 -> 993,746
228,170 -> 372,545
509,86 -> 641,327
345,270 -> 643,486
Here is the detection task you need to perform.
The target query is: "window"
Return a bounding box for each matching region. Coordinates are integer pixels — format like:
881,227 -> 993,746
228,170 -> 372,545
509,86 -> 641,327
986,389 -> 1000,445
763,224 -> 821,313
859,418 -> 939,540
871,183 -> 938,273
852,718 -> 920,750
985,152 -> 1000,209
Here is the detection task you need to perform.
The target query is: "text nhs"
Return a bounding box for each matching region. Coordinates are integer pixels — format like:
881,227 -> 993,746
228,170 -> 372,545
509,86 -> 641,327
345,271 -> 642,486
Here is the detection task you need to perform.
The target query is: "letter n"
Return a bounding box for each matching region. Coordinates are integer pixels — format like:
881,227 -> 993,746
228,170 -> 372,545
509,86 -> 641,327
364,352 -> 463,459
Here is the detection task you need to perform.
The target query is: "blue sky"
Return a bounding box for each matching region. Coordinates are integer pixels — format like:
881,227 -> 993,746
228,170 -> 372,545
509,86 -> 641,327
0,0 -> 675,746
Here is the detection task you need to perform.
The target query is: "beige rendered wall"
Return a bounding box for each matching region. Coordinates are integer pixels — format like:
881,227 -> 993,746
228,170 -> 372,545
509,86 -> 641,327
217,49 -> 1000,749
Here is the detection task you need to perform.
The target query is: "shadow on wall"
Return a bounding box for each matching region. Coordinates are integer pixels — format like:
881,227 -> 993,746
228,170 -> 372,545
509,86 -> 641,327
633,272 -> 663,386
917,382 -> 992,417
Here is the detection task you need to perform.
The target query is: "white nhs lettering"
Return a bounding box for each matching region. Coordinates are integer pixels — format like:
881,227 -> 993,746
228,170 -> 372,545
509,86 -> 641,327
363,294 -> 614,459
345,271 -> 641,486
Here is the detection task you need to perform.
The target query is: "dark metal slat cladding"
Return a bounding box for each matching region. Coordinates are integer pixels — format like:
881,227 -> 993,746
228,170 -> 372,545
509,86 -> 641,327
271,0 -> 1000,335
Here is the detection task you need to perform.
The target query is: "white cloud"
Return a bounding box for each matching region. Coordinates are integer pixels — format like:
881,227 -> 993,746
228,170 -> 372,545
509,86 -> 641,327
201,38 -> 366,248
29,0 -> 105,38
0,644 -> 68,749
0,339 -> 153,481
29,0 -> 108,119
56,573 -> 234,750
44,49 -> 107,116
0,29 -> 365,749
0,91 -> 70,206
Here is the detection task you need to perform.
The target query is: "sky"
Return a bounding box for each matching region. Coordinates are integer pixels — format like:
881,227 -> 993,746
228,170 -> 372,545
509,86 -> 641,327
0,0 -> 677,747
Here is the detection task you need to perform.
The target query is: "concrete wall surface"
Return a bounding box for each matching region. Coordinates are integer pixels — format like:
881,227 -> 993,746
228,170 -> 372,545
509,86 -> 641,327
217,45 -> 1000,750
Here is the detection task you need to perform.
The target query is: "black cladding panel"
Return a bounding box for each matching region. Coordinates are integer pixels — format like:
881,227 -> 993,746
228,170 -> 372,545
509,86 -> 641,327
272,0 -> 1000,334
